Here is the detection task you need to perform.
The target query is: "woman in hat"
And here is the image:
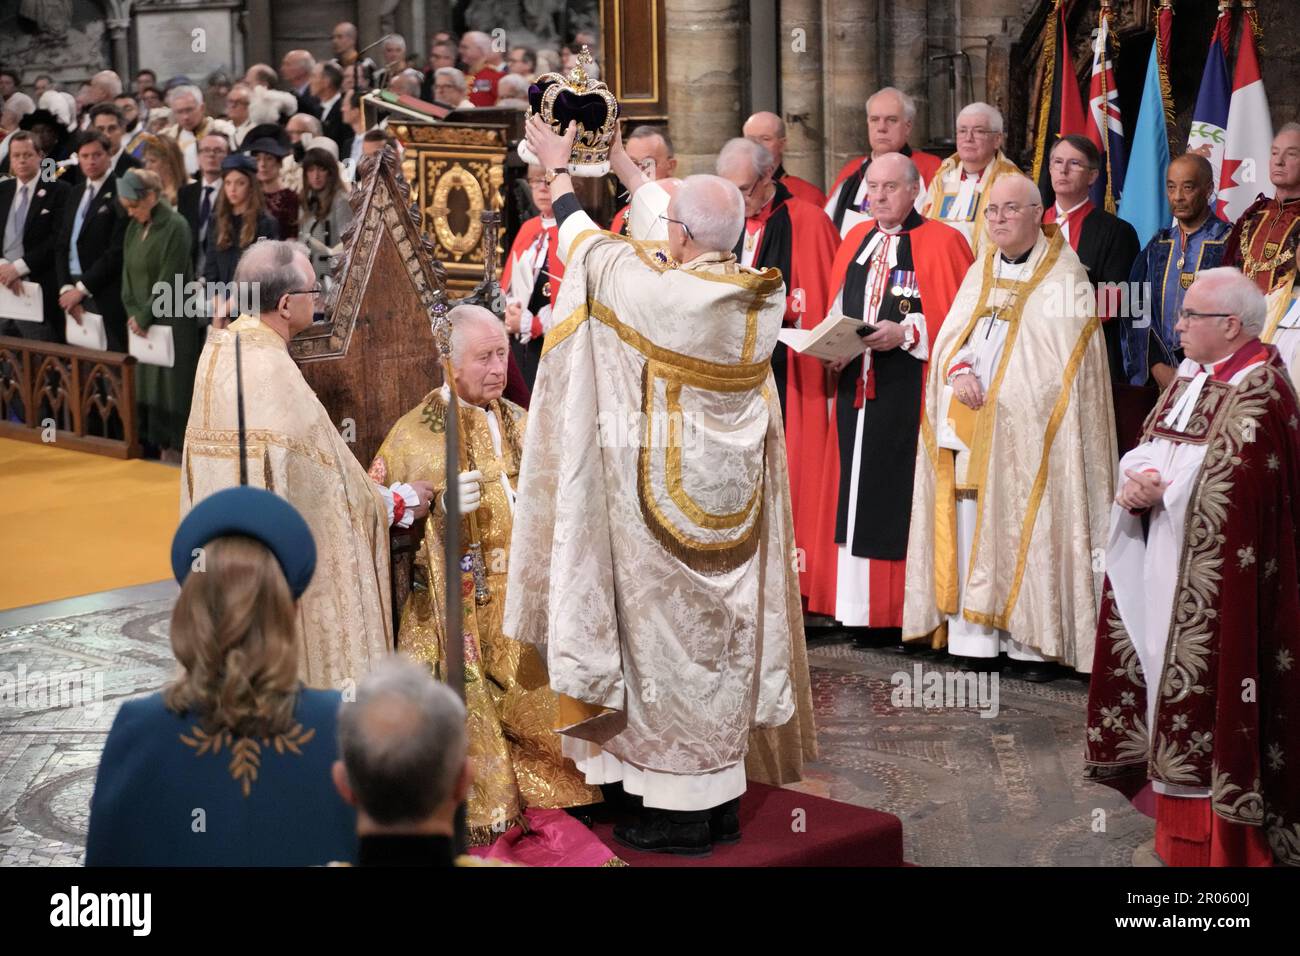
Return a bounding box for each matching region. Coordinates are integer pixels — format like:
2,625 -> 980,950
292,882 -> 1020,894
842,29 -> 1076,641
299,146 -> 353,285
138,131 -> 188,205
243,122 -> 299,239
85,488 -> 358,866
119,168 -> 198,461
204,152 -> 278,324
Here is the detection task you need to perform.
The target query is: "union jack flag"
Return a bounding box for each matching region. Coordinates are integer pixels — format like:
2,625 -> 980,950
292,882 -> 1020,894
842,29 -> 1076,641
1084,7 -> 1127,212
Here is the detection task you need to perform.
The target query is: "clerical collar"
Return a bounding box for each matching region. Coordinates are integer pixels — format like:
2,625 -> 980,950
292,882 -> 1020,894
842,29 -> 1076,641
1000,247 -> 1033,265
540,217 -> 556,228
960,163 -> 988,182
357,833 -> 455,867
1207,338 -> 1269,382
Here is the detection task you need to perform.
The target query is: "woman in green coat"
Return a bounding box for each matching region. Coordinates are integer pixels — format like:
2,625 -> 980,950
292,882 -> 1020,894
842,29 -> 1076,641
119,168 -> 198,461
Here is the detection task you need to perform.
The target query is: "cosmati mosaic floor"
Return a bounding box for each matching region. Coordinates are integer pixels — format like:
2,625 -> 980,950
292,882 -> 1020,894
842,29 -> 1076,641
0,586 -> 1152,866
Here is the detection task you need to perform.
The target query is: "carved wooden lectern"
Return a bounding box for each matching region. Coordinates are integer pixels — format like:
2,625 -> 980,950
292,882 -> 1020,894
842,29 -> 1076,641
289,145 -> 448,470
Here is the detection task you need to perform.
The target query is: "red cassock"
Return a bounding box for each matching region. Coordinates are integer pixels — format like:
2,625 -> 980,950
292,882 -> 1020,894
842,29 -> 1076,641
739,183 -> 841,603
778,170 -> 827,209
805,216 -> 971,622
824,147 -> 943,235
1086,345 -> 1300,866
500,215 -> 565,406
609,203 -> 631,236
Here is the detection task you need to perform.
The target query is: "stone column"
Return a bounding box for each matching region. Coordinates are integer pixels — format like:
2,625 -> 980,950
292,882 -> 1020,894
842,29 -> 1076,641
881,0 -> 930,145
822,0 -> 877,184
779,0 -> 825,189
244,0 -> 273,69
664,0 -> 746,175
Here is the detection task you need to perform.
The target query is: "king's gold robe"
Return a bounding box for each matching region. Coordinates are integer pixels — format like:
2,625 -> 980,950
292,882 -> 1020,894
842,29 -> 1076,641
181,315 -> 393,687
504,208 -> 816,805
370,387 -> 600,840
903,229 -> 1117,669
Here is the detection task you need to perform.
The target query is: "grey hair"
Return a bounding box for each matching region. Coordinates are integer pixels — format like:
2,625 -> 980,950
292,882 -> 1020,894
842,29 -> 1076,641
166,84 -> 203,109
92,70 -> 123,97
498,74 -> 529,99
674,174 -> 745,254
1194,267 -> 1268,337
958,101 -> 1004,134
233,239 -> 313,314
1277,122 -> 1300,139
386,34 -> 407,52
867,86 -> 917,124
448,303 -> 506,367
336,656 -> 468,826
716,136 -> 776,180
288,112 -> 322,135
434,67 -> 467,93
462,31 -> 493,57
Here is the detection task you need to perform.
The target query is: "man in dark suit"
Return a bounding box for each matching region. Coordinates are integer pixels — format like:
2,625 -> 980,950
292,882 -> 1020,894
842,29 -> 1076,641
312,61 -> 352,157
1042,134 -> 1140,383
0,132 -> 72,342
61,103 -> 143,190
56,131 -> 129,352
177,131 -> 229,277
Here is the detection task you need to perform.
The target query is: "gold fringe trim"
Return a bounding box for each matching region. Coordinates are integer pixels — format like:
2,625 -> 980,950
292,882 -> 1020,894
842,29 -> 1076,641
601,857 -> 631,867
1030,0 -> 1061,185
465,813 -> 529,848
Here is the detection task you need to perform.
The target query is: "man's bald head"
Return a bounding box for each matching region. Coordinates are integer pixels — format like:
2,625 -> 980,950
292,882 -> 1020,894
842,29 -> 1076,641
985,175 -> 1043,258
743,110 -> 786,166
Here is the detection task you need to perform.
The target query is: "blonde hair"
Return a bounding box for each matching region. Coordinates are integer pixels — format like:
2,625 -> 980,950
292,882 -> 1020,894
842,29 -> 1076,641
140,132 -> 187,204
164,535 -> 300,738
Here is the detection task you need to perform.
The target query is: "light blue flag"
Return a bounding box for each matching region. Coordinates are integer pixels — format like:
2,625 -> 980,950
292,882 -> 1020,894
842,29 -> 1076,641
1117,41 -> 1171,249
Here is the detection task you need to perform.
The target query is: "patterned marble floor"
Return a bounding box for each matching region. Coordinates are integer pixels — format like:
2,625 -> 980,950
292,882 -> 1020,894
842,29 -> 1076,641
0,586 -> 1152,866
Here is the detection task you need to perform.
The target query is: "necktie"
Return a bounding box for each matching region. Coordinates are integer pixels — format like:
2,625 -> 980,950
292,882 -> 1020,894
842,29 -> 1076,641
199,185 -> 213,238
4,183 -> 29,262
69,184 -> 96,278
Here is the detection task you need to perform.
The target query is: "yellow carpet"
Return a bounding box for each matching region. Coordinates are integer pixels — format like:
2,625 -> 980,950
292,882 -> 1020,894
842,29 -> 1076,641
0,437 -> 180,611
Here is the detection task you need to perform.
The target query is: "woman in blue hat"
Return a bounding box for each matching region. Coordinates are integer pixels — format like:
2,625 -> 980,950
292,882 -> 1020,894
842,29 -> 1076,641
84,488 -> 358,866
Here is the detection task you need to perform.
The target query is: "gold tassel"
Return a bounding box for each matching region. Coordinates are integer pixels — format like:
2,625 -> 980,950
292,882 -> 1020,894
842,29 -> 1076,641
1030,0 -> 1062,186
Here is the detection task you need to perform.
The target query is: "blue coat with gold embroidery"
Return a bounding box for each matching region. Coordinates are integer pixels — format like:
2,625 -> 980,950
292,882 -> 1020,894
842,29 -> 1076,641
85,688 -> 356,866
1123,215 -> 1232,384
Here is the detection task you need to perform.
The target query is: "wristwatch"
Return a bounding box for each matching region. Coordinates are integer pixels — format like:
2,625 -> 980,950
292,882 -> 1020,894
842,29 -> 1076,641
544,167 -> 570,186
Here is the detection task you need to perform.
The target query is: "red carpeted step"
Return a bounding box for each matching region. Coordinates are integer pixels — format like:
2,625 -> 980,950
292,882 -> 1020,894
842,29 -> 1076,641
594,783 -> 905,867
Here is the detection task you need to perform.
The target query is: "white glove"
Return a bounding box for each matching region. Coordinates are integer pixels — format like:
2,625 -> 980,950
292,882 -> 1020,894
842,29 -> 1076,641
439,470 -> 483,516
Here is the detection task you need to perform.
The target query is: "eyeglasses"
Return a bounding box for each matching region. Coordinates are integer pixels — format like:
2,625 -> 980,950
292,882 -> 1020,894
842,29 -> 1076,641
956,126 -> 996,139
198,147 -> 228,155
284,285 -> 323,303
983,201 -> 1041,221
1177,309 -> 1233,322
734,176 -> 768,197
1049,157 -> 1095,173
658,214 -> 694,241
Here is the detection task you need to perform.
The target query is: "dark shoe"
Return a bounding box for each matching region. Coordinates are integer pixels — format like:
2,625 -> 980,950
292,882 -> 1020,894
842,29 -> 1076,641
954,655 -> 1000,673
1013,661 -> 1061,683
613,808 -> 712,857
710,798 -> 741,844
